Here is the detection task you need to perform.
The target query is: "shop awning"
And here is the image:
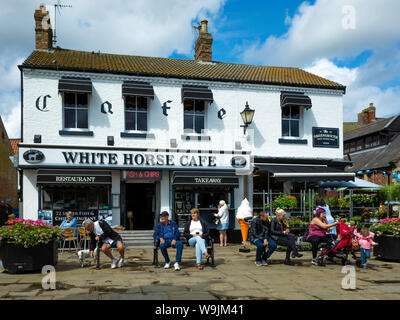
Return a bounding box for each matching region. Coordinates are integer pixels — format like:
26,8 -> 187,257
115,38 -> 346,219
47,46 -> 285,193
37,170 -> 112,185
58,77 -> 92,94
256,164 -> 354,182
122,81 -> 154,99
172,171 -> 239,187
319,177 -> 381,189
281,92 -> 312,110
181,85 -> 213,103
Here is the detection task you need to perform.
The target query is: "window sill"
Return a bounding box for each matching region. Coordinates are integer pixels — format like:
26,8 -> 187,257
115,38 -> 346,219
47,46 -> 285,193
120,132 -> 155,139
181,134 -> 211,141
59,130 -> 94,136
279,138 -> 308,145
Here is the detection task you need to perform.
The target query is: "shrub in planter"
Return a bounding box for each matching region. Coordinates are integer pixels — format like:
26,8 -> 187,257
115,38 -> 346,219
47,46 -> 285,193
0,219 -> 64,273
370,218 -> 400,261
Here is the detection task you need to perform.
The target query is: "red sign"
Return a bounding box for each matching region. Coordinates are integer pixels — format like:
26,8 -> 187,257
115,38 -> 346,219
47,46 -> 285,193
124,170 -> 162,180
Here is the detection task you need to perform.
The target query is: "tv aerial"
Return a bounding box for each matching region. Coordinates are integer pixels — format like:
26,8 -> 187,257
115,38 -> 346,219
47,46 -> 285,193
52,0 -> 72,46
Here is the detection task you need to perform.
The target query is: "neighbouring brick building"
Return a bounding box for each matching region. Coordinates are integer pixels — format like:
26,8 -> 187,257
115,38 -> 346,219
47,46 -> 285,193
344,104 -> 400,185
0,117 -> 18,208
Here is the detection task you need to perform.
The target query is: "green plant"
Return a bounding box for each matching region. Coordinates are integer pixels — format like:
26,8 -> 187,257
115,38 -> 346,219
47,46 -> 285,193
325,191 -> 339,207
272,195 -> 298,210
0,219 -> 64,248
370,218 -> 400,238
349,194 -> 374,206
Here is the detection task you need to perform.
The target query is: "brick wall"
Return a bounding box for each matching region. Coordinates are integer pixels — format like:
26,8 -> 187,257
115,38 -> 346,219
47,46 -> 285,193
0,121 -> 18,208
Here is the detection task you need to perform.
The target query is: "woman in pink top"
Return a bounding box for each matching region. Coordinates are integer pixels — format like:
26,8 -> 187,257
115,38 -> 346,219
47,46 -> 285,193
354,226 -> 378,269
307,208 -> 339,265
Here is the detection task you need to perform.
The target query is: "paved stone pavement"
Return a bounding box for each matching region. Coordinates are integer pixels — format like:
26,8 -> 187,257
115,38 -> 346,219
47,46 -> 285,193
0,245 -> 400,300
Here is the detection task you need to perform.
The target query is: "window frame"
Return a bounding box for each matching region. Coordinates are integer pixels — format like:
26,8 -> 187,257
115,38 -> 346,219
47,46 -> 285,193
183,99 -> 207,135
124,95 -> 149,133
62,92 -> 90,131
281,105 -> 302,138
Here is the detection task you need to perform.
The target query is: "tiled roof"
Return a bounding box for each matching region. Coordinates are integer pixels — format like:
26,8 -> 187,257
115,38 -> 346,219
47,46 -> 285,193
9,139 -> 20,155
343,122 -> 364,133
20,48 -> 346,91
345,133 -> 400,171
344,117 -> 395,141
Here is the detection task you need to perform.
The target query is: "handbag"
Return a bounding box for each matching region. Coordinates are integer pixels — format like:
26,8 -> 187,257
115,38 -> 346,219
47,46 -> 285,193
214,217 -> 221,225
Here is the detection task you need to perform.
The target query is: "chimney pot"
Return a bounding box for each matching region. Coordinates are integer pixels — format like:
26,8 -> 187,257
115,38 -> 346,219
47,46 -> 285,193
200,20 -> 208,34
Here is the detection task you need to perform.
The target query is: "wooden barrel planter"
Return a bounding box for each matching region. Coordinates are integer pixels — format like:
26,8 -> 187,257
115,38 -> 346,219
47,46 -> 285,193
373,236 -> 400,261
0,241 -> 58,274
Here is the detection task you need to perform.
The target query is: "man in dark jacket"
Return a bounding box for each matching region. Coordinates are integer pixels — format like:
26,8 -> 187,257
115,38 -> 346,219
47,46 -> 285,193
153,211 -> 183,271
83,219 -> 125,269
270,209 -> 302,265
249,212 -> 272,266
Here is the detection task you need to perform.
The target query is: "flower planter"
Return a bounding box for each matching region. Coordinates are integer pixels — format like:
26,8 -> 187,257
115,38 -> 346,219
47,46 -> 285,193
0,241 -> 58,273
373,236 -> 400,261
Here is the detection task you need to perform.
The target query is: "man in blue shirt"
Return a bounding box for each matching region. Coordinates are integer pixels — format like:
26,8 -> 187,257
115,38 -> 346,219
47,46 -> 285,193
153,211 -> 183,271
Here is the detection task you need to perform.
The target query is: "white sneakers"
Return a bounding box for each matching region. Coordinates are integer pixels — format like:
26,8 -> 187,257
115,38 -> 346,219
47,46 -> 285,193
117,258 -> 125,268
111,257 -> 125,269
164,262 -> 180,270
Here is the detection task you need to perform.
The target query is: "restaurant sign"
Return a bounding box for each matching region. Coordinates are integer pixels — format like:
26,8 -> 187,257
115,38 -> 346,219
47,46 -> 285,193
312,127 -> 339,148
19,146 -> 251,171
123,170 -> 162,181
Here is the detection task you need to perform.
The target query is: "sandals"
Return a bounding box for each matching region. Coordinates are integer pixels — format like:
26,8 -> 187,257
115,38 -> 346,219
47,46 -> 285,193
197,264 -> 204,270
203,252 -> 210,259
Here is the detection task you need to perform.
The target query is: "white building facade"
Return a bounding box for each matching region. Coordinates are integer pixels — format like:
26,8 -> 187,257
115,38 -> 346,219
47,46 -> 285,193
18,7 -> 352,232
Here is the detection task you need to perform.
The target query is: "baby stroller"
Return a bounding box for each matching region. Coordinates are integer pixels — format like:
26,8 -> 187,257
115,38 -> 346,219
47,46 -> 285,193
317,221 -> 363,267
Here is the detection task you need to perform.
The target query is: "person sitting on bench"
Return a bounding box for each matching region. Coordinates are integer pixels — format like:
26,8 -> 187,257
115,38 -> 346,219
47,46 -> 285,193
249,211 -> 272,266
82,219 -> 125,269
183,208 -> 210,270
153,211 -> 183,271
270,208 -> 303,266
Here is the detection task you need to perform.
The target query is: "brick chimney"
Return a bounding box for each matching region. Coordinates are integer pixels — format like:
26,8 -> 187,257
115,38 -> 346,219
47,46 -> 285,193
194,20 -> 213,63
34,5 -> 53,50
357,103 -> 376,125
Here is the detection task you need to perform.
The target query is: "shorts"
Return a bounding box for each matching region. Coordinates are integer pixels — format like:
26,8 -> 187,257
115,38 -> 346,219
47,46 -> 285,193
217,223 -> 229,230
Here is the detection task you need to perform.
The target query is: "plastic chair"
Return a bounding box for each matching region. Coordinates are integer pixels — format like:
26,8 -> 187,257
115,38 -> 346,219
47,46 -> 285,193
61,227 -> 78,253
78,227 -> 91,250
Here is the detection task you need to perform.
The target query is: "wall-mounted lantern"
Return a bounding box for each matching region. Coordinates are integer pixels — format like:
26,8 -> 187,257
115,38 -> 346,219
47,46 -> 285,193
240,101 -> 255,134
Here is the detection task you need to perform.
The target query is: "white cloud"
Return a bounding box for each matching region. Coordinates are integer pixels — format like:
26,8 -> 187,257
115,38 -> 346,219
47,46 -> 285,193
305,58 -> 357,87
2,103 -> 20,139
305,58 -> 400,121
242,0 -> 400,67
0,0 -> 225,57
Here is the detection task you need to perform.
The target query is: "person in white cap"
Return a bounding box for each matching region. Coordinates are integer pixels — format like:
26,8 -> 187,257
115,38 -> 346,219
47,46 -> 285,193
214,200 -> 229,246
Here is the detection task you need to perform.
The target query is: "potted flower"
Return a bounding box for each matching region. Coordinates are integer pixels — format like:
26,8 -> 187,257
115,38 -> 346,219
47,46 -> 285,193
272,195 -> 298,210
0,218 -> 64,273
370,218 -> 400,261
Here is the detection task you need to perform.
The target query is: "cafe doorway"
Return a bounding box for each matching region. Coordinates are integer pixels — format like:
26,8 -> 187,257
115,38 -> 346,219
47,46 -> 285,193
125,183 -> 155,230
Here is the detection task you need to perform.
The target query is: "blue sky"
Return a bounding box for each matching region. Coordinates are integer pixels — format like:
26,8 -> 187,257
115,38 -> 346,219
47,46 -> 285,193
1,0 -> 400,137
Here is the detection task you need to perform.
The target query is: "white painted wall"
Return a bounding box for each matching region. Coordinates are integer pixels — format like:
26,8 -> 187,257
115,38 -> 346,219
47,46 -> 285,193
111,170 -> 120,225
22,169 -> 38,220
22,70 -> 344,160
